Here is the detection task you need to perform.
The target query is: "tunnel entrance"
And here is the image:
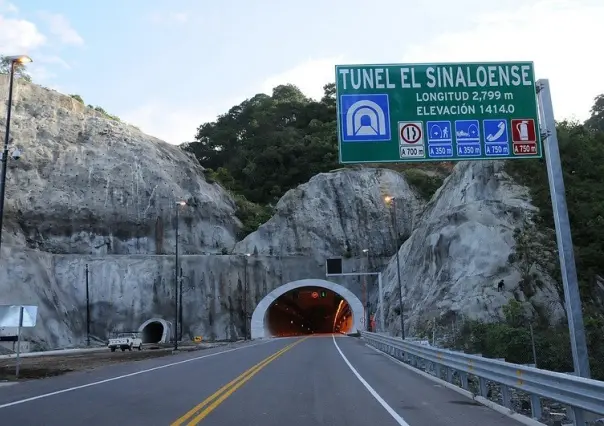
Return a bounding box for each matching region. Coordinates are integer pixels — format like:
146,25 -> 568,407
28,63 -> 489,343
266,287 -> 353,336
141,321 -> 164,344
250,279 -> 364,339
138,318 -> 171,344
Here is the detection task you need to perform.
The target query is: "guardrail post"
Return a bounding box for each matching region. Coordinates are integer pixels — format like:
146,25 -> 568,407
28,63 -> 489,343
564,372 -> 585,426
460,372 -> 469,390
529,394 -> 542,421
479,377 -> 488,398
435,363 -> 442,379
501,385 -> 512,409
446,368 -> 453,383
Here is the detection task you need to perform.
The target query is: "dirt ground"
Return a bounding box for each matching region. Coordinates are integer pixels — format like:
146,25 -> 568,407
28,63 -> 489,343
0,342 -> 227,381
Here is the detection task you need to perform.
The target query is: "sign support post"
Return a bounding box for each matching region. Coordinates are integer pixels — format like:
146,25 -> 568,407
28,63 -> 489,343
377,272 -> 384,332
537,79 -> 590,381
15,305 -> 23,379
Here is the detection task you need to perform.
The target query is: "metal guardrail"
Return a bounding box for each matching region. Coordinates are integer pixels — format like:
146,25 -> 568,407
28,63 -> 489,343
361,331 -> 604,425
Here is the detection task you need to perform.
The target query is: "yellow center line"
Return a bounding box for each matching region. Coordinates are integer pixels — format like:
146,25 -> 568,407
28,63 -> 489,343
171,337 -> 309,426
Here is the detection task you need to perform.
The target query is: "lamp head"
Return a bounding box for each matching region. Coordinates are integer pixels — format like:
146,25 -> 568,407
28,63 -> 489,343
6,55 -> 32,64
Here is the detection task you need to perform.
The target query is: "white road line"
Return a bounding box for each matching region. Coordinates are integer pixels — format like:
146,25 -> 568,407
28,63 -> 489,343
332,336 -> 411,426
0,339 -> 278,409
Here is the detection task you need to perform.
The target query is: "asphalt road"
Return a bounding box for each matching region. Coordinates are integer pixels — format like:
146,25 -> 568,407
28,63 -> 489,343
0,336 -> 526,426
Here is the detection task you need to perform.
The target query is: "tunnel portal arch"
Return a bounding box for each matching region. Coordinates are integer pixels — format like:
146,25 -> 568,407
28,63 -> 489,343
138,318 -> 171,344
250,279 -> 365,339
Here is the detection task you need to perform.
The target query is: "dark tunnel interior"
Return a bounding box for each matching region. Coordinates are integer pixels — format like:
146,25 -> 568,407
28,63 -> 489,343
265,286 -> 353,337
141,321 -> 164,344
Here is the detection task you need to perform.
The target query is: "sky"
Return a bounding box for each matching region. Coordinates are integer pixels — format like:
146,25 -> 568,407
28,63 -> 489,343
0,0 -> 602,145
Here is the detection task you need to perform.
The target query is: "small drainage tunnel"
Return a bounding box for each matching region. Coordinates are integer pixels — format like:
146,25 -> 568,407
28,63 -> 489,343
265,286 -> 353,337
139,319 -> 169,344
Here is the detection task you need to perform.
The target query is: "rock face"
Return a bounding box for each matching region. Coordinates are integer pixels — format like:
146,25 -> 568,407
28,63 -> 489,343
379,161 -> 565,336
235,168 -> 425,262
0,79 -> 566,349
0,79 -> 237,348
0,76 -> 239,256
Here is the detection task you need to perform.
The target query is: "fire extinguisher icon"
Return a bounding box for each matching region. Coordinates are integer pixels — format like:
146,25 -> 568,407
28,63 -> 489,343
516,120 -> 529,141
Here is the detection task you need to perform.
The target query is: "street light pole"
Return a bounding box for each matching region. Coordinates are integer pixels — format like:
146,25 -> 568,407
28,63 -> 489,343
174,201 -> 186,350
362,248 -> 369,331
386,196 -> 405,340
85,263 -> 90,347
179,267 -> 183,341
243,253 -> 250,340
0,55 -> 32,258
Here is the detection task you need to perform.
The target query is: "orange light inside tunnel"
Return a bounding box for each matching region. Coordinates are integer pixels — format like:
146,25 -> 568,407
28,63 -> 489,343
265,286 -> 353,337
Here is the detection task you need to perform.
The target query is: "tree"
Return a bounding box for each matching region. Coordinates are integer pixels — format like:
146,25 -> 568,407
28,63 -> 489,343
0,55 -> 32,82
184,83 -> 339,205
585,94 -> 604,132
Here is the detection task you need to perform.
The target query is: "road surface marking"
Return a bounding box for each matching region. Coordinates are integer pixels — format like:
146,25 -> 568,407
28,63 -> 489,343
170,340 -> 298,425
332,335 -> 411,426
0,339 -> 278,409
172,337 -> 308,426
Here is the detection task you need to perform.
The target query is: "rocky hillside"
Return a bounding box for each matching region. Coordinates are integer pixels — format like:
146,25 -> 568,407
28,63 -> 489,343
0,75 -> 239,256
0,78 -> 578,361
0,79 -> 422,348
379,160 -> 565,335
237,160 -> 566,334
235,168 -> 425,261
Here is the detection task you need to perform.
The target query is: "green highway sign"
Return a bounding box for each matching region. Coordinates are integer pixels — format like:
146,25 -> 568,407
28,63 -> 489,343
335,62 -> 541,164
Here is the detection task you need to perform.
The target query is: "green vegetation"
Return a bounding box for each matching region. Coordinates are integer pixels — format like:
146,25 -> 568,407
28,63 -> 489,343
186,83 -> 339,205
184,83 -> 445,233
88,105 -> 121,122
69,94 -> 84,103
459,94 -> 604,379
231,193 -> 273,240
505,113 -> 604,308
400,169 -> 445,200
437,299 -> 604,380
188,84 -> 604,378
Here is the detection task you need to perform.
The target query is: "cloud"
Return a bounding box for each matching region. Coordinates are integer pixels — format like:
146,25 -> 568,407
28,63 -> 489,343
0,1 -> 17,14
0,12 -> 73,83
120,101 -> 219,144
37,11 -> 84,46
400,0 -> 603,121
120,0 -> 601,145
148,11 -> 189,24
0,14 -> 46,53
122,59 -> 344,145
247,1 -> 603,122
260,56 -> 344,100
34,54 -> 71,69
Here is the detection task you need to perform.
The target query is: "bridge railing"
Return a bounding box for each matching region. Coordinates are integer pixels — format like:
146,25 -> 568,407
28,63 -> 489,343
360,331 -> 604,425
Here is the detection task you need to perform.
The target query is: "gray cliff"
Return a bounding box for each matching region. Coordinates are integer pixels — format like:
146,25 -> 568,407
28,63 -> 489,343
0,79 -> 565,350
379,161 -> 565,336
0,76 -> 239,256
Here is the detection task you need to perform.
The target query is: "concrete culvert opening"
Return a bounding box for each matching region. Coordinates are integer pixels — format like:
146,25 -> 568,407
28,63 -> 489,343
266,286 -> 353,337
141,321 -> 165,344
